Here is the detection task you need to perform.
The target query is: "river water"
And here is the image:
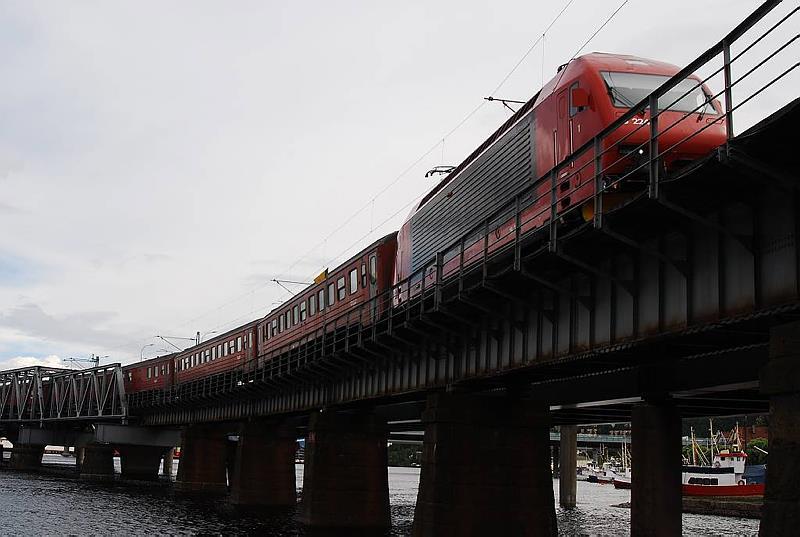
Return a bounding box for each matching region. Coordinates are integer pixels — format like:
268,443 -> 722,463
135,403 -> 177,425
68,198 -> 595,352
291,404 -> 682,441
0,454 -> 759,536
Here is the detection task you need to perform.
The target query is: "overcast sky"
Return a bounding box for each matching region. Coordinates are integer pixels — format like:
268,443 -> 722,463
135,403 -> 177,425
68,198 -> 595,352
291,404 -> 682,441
0,1 -> 796,369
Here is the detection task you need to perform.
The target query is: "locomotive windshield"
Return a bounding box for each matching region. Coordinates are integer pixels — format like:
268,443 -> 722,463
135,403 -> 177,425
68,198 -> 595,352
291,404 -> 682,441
601,72 -> 717,115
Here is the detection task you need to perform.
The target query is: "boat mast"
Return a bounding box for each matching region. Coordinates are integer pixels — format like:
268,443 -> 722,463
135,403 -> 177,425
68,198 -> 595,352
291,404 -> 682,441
709,418 -> 716,460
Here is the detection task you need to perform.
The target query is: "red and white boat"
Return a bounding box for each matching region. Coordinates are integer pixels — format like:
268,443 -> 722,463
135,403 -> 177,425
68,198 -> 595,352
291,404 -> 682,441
613,424 -> 766,496
681,451 -> 764,496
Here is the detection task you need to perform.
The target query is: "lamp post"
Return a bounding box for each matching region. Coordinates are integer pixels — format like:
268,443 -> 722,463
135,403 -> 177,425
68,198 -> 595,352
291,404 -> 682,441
140,343 -> 155,361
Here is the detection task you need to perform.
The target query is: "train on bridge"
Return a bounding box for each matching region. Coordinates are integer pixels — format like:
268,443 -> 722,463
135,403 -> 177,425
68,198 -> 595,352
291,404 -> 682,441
124,52 -> 727,400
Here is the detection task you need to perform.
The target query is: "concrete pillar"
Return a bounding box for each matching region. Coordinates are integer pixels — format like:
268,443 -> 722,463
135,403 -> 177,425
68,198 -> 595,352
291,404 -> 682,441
552,444 -> 560,478
559,425 -> 578,509
10,444 -> 44,471
118,445 -> 166,481
299,410 -> 389,530
230,421 -> 296,507
412,393 -> 557,537
175,424 -> 228,494
631,401 -> 681,537
759,322 -> 800,536
79,444 -> 115,481
162,448 -> 174,478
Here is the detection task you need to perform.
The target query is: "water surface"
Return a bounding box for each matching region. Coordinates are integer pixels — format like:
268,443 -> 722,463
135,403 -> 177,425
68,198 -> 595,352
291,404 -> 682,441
0,454 -> 759,536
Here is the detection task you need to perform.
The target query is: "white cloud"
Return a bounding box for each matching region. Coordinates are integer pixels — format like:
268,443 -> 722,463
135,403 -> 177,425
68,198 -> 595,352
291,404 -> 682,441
0,354 -> 63,371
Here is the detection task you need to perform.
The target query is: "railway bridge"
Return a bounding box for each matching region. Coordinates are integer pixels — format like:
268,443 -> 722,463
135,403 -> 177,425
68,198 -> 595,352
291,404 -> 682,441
2,2 -> 799,535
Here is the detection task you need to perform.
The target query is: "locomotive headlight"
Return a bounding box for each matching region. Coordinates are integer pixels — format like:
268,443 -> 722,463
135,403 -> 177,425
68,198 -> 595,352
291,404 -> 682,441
619,145 -> 645,156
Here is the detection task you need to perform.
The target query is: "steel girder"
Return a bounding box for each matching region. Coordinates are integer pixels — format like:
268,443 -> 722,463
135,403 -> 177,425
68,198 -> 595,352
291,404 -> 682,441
0,365 -> 127,422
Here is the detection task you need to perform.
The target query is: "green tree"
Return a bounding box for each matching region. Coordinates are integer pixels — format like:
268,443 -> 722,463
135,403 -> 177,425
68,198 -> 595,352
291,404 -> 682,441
745,438 -> 768,465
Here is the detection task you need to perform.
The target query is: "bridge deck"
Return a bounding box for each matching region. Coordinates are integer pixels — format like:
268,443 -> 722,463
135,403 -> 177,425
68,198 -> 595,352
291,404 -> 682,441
124,97 -> 799,426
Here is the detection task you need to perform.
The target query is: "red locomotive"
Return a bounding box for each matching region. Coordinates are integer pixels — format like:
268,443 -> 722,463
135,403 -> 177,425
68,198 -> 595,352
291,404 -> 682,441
394,53 -> 726,285
124,53 -> 725,402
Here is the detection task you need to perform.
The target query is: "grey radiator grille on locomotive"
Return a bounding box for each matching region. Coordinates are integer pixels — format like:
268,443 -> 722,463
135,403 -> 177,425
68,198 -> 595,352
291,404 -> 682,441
409,115 -> 534,273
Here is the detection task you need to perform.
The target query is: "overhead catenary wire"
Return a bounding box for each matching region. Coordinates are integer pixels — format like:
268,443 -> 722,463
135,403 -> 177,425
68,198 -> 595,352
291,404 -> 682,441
549,0 -> 631,96
171,0 -> 580,336
274,0 -> 580,285
138,0 -> 631,354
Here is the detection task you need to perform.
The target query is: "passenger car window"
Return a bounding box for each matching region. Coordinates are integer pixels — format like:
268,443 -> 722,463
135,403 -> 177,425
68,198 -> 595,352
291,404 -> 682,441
349,268 -> 358,294
337,277 -> 346,300
369,255 -> 377,284
318,289 -> 325,310
328,283 -> 336,306
309,295 -> 316,316
300,301 -> 307,321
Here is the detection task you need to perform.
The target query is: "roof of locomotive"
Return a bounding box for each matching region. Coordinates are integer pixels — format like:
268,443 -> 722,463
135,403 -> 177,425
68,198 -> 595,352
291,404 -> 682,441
536,52 -> 683,101
409,53 -> 684,217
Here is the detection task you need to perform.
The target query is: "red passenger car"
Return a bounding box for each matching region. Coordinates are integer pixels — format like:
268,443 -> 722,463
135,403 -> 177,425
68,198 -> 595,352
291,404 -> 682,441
394,53 -> 726,285
174,321 -> 259,383
255,233 -> 397,365
123,353 -> 176,393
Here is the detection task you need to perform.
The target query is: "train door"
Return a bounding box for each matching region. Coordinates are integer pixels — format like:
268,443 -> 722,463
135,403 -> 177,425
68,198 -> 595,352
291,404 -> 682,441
557,82 -> 581,207
556,87 -> 570,164
368,252 -> 378,319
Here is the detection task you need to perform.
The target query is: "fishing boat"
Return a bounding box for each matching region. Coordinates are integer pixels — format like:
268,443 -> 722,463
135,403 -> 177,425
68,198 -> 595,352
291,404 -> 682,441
682,451 -> 764,496
613,422 -> 766,496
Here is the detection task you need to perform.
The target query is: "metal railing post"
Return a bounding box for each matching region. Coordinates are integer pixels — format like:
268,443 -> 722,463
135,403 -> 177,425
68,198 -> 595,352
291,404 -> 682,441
549,169 -> 558,252
435,252 -> 443,310
722,39 -> 734,140
458,237 -> 465,295
483,218 -> 489,280
514,196 -> 521,270
593,137 -> 603,229
648,94 -> 660,199
420,265 -> 427,316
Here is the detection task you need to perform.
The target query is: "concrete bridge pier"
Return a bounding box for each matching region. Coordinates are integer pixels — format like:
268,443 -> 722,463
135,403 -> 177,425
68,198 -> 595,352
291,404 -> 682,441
551,444 -> 560,478
230,420 -> 296,507
175,423 -> 229,494
630,399 -> 682,537
759,322 -> 800,536
9,443 -> 45,471
559,425 -> 578,509
78,444 -> 114,481
119,445 -> 169,481
299,409 -> 389,530
412,393 -> 556,537
162,448 -> 174,478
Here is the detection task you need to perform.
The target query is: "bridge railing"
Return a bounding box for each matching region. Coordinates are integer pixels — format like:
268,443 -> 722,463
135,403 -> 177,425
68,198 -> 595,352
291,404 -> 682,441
0,364 -> 127,422
128,0 -> 799,409
246,0 -> 799,382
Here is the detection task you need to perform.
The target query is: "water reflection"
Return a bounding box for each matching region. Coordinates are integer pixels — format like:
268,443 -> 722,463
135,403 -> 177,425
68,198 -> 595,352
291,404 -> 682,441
0,456 -> 759,536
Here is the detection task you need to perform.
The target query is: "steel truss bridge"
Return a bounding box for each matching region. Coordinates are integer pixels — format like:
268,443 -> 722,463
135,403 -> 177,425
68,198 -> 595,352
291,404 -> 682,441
0,365 -> 126,424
